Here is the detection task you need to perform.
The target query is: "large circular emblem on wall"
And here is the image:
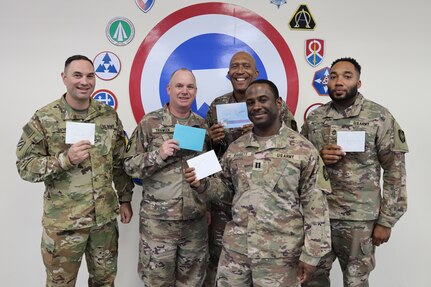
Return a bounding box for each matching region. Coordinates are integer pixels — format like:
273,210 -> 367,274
129,2 -> 298,122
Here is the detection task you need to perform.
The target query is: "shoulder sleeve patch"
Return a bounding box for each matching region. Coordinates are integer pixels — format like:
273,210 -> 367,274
16,124 -> 41,157
16,137 -> 26,151
316,157 -> 332,193
393,121 -> 409,152
23,123 -> 44,144
291,120 -> 298,131
23,123 -> 35,138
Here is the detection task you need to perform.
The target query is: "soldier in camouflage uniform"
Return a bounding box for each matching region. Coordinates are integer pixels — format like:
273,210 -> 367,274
124,68 -> 208,287
187,79 -> 331,286
204,51 -> 298,287
16,55 -> 134,287
301,58 -> 408,287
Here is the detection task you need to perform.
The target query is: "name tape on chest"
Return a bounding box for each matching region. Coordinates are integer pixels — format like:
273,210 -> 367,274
152,127 -> 175,133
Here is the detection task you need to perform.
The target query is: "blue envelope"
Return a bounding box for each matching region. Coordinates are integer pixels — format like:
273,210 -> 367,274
173,124 -> 206,152
216,102 -> 252,128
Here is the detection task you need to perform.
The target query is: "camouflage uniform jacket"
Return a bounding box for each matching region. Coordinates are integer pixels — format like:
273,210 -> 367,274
301,93 -> 408,227
124,104 -> 207,220
16,95 -> 134,230
207,123 -> 331,266
205,92 -> 298,160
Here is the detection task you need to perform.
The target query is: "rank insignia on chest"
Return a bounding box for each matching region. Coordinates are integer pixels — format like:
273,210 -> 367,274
253,160 -> 264,171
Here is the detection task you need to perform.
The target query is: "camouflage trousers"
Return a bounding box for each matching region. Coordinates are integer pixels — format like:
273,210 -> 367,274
203,205 -> 232,287
41,220 -> 118,287
138,216 -> 208,287
216,247 -> 301,287
302,220 -> 375,287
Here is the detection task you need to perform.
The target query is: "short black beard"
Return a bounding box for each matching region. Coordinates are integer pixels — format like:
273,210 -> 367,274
329,86 -> 358,105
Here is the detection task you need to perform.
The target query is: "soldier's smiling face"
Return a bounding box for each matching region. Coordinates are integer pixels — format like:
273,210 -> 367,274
228,52 -> 259,95
167,69 -> 197,115
62,59 -> 96,108
245,82 -> 282,136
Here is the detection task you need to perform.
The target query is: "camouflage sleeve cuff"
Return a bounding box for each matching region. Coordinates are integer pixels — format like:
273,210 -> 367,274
193,178 -> 208,194
118,191 -> 133,203
377,213 -> 397,228
205,187 -> 217,205
154,150 -> 168,168
299,252 -> 321,267
58,151 -> 75,170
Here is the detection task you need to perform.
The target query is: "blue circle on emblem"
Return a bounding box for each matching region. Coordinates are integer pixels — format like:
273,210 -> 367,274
158,33 -> 267,118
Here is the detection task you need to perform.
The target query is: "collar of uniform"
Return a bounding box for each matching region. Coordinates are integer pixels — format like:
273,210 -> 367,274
228,91 -> 239,103
247,123 -> 289,150
325,93 -> 365,120
59,94 -> 101,121
161,104 -> 175,126
161,103 -> 201,127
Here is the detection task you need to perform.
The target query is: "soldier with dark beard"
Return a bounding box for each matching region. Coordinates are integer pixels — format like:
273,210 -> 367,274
301,57 -> 408,287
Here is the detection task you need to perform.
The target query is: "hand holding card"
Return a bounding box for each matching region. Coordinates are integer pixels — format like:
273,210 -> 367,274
173,124 -> 206,151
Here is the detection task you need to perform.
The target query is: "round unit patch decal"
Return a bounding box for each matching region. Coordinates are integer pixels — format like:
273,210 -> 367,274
129,2 -> 299,123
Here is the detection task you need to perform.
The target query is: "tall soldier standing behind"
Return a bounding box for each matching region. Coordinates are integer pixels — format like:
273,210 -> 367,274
16,55 -> 134,287
124,68 -> 208,287
204,51 -> 298,287
301,57 -> 408,287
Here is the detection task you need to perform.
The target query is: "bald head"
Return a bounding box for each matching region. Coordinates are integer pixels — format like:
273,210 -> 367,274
228,51 -> 259,99
229,51 -> 256,68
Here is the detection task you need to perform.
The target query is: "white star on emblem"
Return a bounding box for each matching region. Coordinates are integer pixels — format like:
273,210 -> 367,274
271,0 -> 287,8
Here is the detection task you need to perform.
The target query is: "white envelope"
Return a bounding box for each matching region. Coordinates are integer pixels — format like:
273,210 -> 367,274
337,131 -> 365,152
187,150 -> 222,180
65,122 -> 95,145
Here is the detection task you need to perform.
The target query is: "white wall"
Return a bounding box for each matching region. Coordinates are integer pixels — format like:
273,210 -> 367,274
1,1 -> 429,286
